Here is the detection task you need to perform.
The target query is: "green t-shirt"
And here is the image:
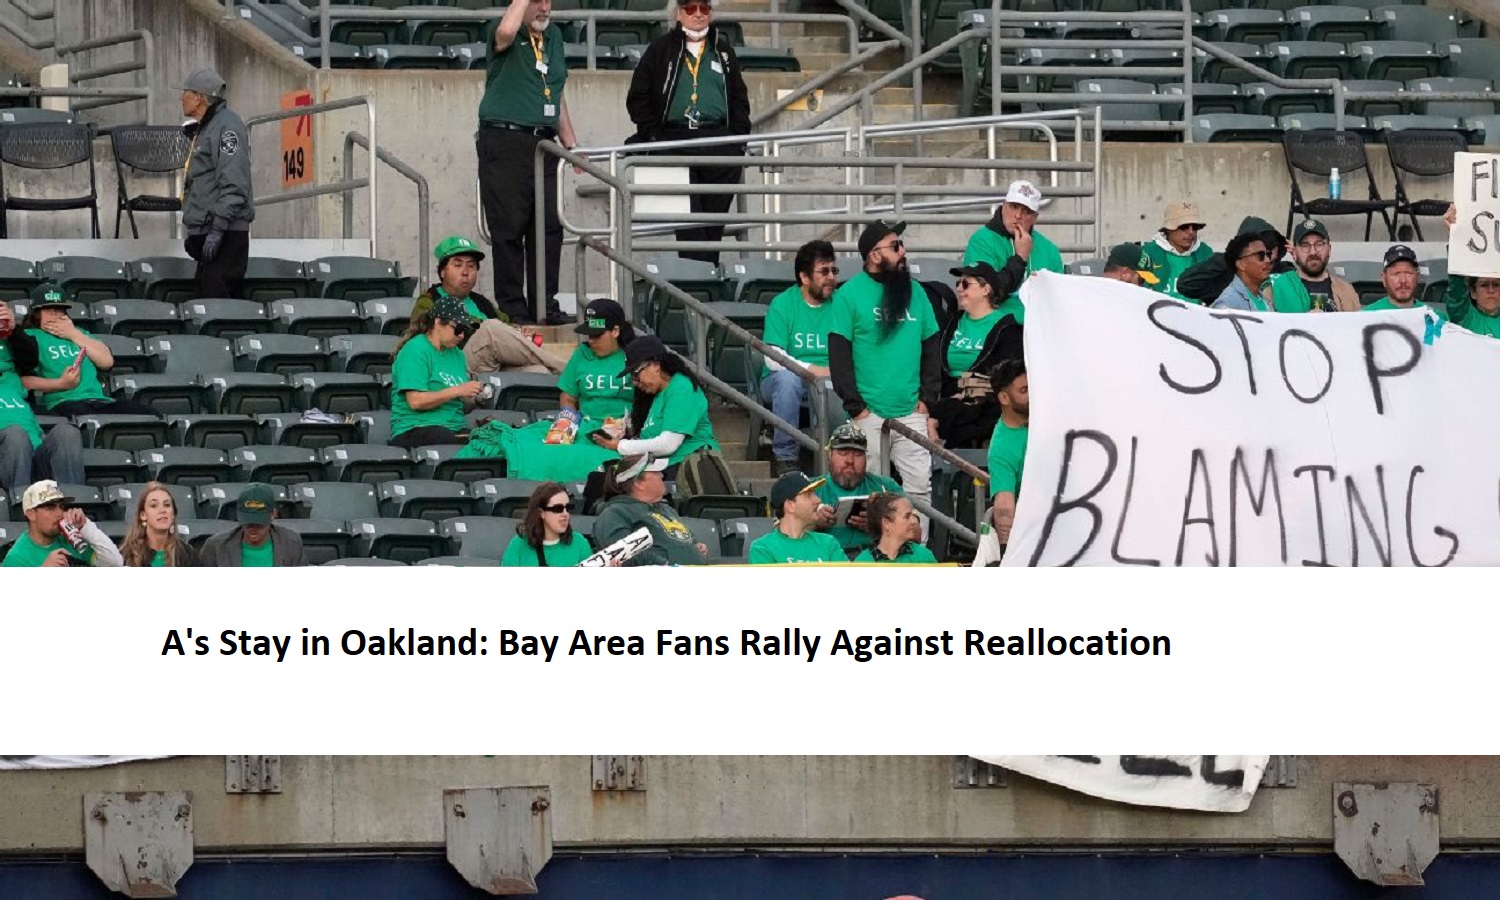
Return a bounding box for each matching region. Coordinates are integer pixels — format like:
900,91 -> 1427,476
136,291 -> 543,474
479,23 -> 567,129
557,344 -> 632,423
150,549 -> 166,568
762,285 -> 835,378
962,223 -> 1064,321
747,528 -> 849,564
812,472 -> 902,551
946,308 -> 1006,377
666,43 -> 729,126
988,418 -> 1029,498
390,336 -> 470,439
241,540 -> 275,567
501,534 -> 594,567
854,541 -> 939,564
1,531 -> 91,567
26,328 -> 107,408
0,340 -> 42,448
1362,298 -> 1426,312
829,272 -> 941,418
1444,275 -> 1499,339
641,373 -> 720,466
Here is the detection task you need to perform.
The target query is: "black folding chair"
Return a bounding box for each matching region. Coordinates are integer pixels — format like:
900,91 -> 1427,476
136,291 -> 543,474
0,122 -> 101,239
1281,129 -> 1395,241
110,125 -> 191,238
1383,129 -> 1468,242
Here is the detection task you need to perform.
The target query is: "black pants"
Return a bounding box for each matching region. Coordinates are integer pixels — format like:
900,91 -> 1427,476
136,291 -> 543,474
655,129 -> 744,266
389,426 -> 464,450
187,230 -> 250,299
50,398 -> 161,419
477,127 -> 562,324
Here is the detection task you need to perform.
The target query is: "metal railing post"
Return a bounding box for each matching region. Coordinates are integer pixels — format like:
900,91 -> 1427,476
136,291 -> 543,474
321,0 -> 331,70
1181,0 -> 1193,144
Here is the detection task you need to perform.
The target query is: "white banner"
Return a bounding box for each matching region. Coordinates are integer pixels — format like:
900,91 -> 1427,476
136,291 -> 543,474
0,755 -> 170,770
974,755 -> 1269,813
1002,273 -> 1500,566
1449,152 -> 1499,277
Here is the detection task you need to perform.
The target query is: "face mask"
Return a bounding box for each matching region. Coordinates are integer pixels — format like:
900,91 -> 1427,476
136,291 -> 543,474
683,26 -> 709,39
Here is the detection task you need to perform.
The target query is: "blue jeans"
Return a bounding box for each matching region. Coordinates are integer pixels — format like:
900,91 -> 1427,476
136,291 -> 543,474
0,423 -> 85,494
759,369 -> 809,462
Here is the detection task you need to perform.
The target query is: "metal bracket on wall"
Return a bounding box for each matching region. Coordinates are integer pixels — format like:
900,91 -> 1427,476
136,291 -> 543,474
1333,782 -> 1440,886
83,791 -> 194,898
444,786 -> 553,895
591,755 -> 647,791
953,756 -> 1009,788
225,756 -> 282,794
1261,755 -> 1298,788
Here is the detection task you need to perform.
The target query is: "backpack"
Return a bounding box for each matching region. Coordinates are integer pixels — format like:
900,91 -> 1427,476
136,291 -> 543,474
676,446 -> 738,497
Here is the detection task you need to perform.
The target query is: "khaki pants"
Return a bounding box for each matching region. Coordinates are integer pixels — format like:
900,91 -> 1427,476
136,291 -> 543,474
857,410 -> 933,540
464,319 -> 566,376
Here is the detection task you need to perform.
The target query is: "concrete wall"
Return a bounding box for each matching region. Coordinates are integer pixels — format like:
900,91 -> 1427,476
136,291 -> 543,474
0,756 -> 1495,853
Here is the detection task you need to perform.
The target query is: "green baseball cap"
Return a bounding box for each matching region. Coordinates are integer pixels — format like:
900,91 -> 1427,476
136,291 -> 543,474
434,235 -> 486,265
236,483 -> 277,525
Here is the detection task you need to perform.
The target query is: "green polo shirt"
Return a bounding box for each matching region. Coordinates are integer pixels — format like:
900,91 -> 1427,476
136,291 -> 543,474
946,308 -> 1006,377
762,285 -> 835,379
0,340 -> 42,448
666,43 -> 729,126
988,418 -> 1029,498
640,372 -> 720,466
829,271 -> 940,418
747,528 -> 849,564
26,328 -> 107,408
479,23 -> 567,128
558,344 -> 632,423
390,335 -> 470,439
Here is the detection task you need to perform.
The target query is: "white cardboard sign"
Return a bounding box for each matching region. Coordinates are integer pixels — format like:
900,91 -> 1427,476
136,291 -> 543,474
1449,151 -> 1499,277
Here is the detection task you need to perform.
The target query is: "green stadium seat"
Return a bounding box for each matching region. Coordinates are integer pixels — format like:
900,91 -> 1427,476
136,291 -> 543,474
737,47 -> 800,73
479,371 -> 561,415
563,43 -> 623,70
1340,80 -> 1407,119
278,519 -> 351,563
0,256 -> 38,301
677,495 -> 767,523
146,334 -> 235,375
257,412 -> 359,449
1208,9 -> 1286,46
439,515 -> 522,559
1285,6 -> 1380,44
1192,113 -> 1281,142
327,333 -> 399,374
95,334 -> 152,375
181,298 -> 272,339
410,15 -> 488,47
1076,78 -> 1163,125
354,409 -> 392,445
291,481 -> 380,521
1406,77 -> 1497,119
1268,41 -> 1349,81
307,256 -> 413,300
411,444 -> 507,483
34,256 -> 131,303
378,478 -> 473,522
1464,114 -> 1498,146
204,372 -> 297,417
1066,258 -> 1106,277
1350,41 -> 1442,82
318,443 -> 414,484
328,11 -> 409,47
1375,5 -> 1469,44
0,108 -> 75,125
136,447 -> 233,488
1438,39 -> 1499,85
110,372 -> 204,416
359,297 -> 412,335
270,298 -> 364,338
1242,83 -> 1331,118
229,445 -> 324,485
726,258 -> 792,306
1102,47 -> 1185,83
701,301 -> 766,395
718,516 -> 775,558
1372,113 -> 1470,137
468,478 -> 545,518
1331,260 -> 1386,302
324,557 -> 407,566
235,333 -> 329,375
636,257 -> 724,346
1280,112 -> 1373,137
677,515 -> 721,553
1159,82 -> 1243,116
243,258 -> 312,304
77,414 -> 169,453
195,482 -> 290,521
284,42 -> 371,70
349,517 -> 449,563
366,43 -> 452,69
1196,41 -> 1271,85
92,300 -> 183,339
175,518 -> 238,547
292,372 -> 384,415
80,448 -> 143,490
107,483 -> 193,521
128,257 -> 198,303
166,413 -> 259,452
447,42 -> 488,70
413,555 -> 497,566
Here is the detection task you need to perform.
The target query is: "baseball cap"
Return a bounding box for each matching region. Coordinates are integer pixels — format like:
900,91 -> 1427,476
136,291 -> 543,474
614,453 -> 669,484
1161,201 -> 1204,231
21,479 -> 71,512
576,298 -> 628,336
236,483 -> 276,525
1292,218 -> 1329,243
177,67 -> 227,100
768,471 -> 826,517
949,261 -> 1006,295
620,334 -> 669,376
826,421 -> 867,452
1003,180 -> 1043,213
27,282 -> 71,309
430,294 -> 476,328
434,235 -> 486,265
1383,244 -> 1418,268
857,219 -> 906,259
1105,242 -> 1160,285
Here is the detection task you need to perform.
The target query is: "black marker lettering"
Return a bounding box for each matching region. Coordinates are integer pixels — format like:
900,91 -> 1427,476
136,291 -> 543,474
1148,299 -> 1221,394
1175,449 -> 1218,567
1344,466 -> 1393,567
1294,464 -> 1336,567
1229,447 -> 1287,566
1029,430 -> 1119,567
1110,436 -> 1161,566
1277,328 -> 1333,404
1405,465 -> 1459,567
1362,323 -> 1422,416
1210,312 -> 1264,396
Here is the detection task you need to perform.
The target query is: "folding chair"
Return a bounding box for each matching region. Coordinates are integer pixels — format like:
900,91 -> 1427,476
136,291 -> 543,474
110,125 -> 190,238
1382,128 -> 1468,240
0,122 -> 100,239
1281,129 -> 1395,239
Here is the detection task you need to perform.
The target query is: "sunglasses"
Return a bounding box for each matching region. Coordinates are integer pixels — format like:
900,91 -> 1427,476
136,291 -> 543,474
955,278 -> 984,290
1240,249 -> 1275,263
631,362 -> 653,377
540,503 -> 570,514
873,239 -> 904,253
680,2 -> 711,13
813,265 -> 840,276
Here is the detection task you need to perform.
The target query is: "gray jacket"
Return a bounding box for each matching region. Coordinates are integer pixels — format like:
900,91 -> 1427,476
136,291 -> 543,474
182,101 -> 255,234
201,524 -> 309,567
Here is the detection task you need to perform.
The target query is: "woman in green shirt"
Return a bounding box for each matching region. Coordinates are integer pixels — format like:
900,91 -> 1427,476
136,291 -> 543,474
559,298 -> 636,426
119,481 -> 200,567
589,335 -> 720,482
19,289 -> 155,417
854,491 -> 939,564
930,261 -> 1024,449
501,481 -> 596,567
388,295 -> 485,450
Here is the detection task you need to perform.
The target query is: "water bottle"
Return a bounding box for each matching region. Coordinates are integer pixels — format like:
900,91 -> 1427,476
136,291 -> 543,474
1327,167 -> 1341,201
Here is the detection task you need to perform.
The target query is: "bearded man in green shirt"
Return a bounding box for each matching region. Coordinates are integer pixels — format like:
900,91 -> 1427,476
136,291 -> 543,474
761,239 -> 839,474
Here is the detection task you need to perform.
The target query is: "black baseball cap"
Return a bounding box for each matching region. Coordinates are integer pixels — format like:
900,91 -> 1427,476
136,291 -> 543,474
1383,244 -> 1418,269
1292,218 -> 1329,243
949,261 -> 1005,295
576,298 -> 628,336
1105,243 -> 1160,285
28,283 -> 72,308
620,334 -> 669,376
768,471 -> 826,518
858,219 -> 906,259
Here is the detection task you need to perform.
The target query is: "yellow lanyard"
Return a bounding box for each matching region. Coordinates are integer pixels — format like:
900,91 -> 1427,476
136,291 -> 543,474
529,31 -> 552,101
683,43 -> 705,105
179,131 -> 199,203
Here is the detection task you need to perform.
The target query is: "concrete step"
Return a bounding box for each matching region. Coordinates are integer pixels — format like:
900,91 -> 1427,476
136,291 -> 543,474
869,102 -> 960,125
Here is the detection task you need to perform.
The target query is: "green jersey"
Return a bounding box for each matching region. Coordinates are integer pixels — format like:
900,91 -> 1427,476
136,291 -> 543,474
1444,275 -> 1499,339
854,541 -> 938,564
558,344 -> 632,423
747,528 -> 848,564
26,328 -> 107,408
501,534 -> 594,567
479,23 -> 567,129
1141,240 -> 1213,304
1362,298 -> 1426,312
241,541 -> 275,567
641,373 -> 720,466
988,418 -> 1029,498
390,336 -> 470,439
0,339 -> 42,449
812,472 -> 902,551
830,272 -> 940,418
1,532 -> 91,567
963,223 -> 1064,320
946,309 -> 1006,377
762,285 -> 835,378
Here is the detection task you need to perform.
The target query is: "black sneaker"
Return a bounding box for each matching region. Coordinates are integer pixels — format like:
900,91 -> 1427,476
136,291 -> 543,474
544,309 -> 573,326
774,459 -> 802,476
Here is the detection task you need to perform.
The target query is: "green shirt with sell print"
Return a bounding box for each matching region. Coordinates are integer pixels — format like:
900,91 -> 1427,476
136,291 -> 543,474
26,327 -> 107,408
946,309 -> 1006,377
0,339 -> 42,448
747,528 -> 848,564
558,345 -> 632,424
830,272 -> 940,419
762,285 -> 835,378
641,372 -> 720,466
390,336 -> 470,439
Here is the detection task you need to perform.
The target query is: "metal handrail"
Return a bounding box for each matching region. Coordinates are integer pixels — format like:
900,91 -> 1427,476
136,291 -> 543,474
55,29 -> 155,122
751,39 -> 901,129
342,131 -> 430,284
245,96 -> 378,258
879,417 -> 986,548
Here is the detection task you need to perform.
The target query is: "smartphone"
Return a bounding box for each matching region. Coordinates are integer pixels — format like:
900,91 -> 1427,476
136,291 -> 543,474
587,429 -> 611,443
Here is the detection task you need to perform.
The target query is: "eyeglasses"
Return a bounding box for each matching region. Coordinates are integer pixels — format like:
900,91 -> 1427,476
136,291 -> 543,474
680,2 -> 711,14
812,265 -> 840,276
1240,249 -> 1275,263
1296,240 -> 1330,252
955,279 -> 983,290
539,503 -> 571,514
873,240 -> 904,253
632,362 -> 653,377
1173,223 -> 1202,232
